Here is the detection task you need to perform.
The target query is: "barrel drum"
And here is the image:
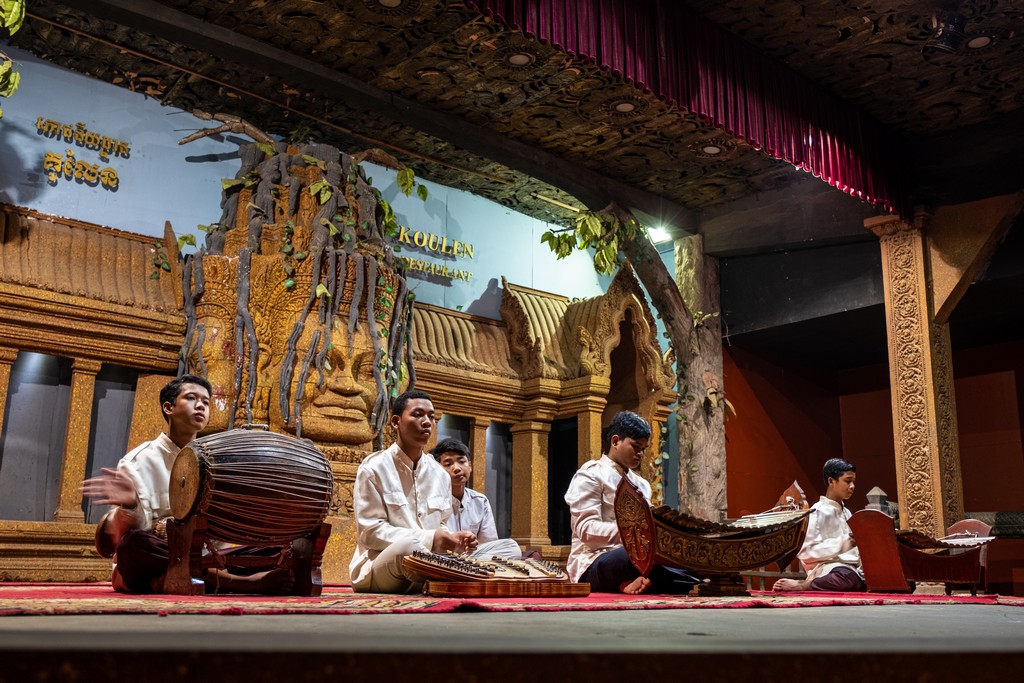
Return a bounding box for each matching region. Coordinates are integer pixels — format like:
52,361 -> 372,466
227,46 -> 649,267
164,429 -> 334,596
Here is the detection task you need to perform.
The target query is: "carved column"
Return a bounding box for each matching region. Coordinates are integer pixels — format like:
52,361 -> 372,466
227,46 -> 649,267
0,347 -> 17,438
468,416 -> 489,494
509,420 -> 551,548
577,405 -> 604,467
867,214 -> 964,536
53,358 -> 103,523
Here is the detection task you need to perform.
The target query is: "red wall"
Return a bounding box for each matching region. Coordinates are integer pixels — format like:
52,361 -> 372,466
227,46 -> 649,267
723,346 -> 841,515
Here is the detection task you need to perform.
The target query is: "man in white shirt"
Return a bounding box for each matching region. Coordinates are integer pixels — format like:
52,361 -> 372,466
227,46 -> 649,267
565,411 -> 699,594
349,390 -> 478,593
430,438 -> 521,559
83,375 -> 293,594
774,458 -> 866,592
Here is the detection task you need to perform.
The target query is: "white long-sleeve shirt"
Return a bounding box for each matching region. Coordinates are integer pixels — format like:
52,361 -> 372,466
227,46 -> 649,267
564,454 -> 652,583
349,442 -> 453,590
449,487 -> 498,543
116,432 -> 180,531
798,496 -> 863,581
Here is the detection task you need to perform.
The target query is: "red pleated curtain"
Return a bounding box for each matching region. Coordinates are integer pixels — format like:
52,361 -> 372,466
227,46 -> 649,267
467,0 -> 908,218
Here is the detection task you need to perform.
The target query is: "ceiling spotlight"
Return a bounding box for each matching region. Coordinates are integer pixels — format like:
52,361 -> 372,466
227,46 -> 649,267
378,0 -> 403,8
647,226 -> 672,243
702,144 -> 723,155
925,11 -> 967,54
965,34 -> 993,49
613,101 -> 636,113
507,52 -> 533,67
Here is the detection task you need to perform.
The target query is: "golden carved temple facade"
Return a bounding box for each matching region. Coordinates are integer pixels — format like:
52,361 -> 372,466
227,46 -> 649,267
0,199 -> 676,582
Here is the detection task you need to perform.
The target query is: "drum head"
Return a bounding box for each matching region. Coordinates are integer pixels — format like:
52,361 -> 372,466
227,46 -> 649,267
169,445 -> 203,521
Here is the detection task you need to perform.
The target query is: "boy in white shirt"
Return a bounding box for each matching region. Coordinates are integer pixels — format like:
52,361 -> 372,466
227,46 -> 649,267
349,390 -> 478,593
430,438 -> 521,559
565,411 -> 699,594
83,375 -> 293,594
773,457 -> 866,592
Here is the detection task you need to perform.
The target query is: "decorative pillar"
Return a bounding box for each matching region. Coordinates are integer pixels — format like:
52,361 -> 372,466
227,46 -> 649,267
468,417 -> 489,494
867,213 -> 964,537
53,358 -> 103,523
577,406 -> 603,467
509,420 -> 551,548
0,347 -> 17,437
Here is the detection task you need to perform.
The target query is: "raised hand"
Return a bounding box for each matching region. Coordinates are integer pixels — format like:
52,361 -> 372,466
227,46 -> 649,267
81,468 -> 138,508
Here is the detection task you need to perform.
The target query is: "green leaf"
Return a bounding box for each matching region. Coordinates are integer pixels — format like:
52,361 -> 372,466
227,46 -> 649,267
177,234 -> 197,250
281,243 -> 293,254
321,217 -> 340,236
301,154 -> 326,169
284,278 -> 295,289
397,167 -> 415,196
315,283 -> 331,299
255,142 -> 276,156
293,251 -> 306,261
149,271 -> 161,280
323,358 -> 332,372
161,261 -> 171,271
416,184 -> 428,202
221,178 -> 244,191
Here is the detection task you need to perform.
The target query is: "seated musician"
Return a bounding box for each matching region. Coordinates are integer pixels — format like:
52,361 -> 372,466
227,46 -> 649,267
83,375 -> 294,594
430,438 -> 522,559
773,457 -> 866,592
565,411 -> 699,594
349,390 -> 477,593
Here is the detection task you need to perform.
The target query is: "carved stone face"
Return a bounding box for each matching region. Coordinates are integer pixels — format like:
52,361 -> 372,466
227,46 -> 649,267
267,312 -> 380,446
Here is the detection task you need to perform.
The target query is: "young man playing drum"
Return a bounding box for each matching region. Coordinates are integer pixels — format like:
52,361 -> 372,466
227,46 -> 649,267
83,375 -> 294,594
349,389 -> 478,593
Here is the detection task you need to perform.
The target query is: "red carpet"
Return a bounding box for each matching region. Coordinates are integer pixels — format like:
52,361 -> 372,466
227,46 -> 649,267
2,583 -> 1021,616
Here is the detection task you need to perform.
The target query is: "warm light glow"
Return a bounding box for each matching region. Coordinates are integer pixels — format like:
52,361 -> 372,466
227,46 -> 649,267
507,53 -> 532,66
613,101 -> 636,113
701,144 -> 723,155
647,226 -> 672,243
966,35 -> 992,49
378,0 -> 403,8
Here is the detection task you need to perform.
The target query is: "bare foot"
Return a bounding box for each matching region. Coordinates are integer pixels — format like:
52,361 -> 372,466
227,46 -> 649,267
205,567 -> 295,595
772,578 -> 809,592
246,568 -> 295,595
620,576 -> 652,594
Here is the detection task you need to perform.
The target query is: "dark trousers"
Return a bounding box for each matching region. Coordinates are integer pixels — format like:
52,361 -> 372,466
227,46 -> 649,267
581,546 -> 700,594
808,566 -> 866,592
114,527 -> 281,594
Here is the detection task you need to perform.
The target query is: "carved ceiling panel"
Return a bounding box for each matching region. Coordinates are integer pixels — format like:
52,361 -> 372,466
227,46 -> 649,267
683,0 -> 1024,136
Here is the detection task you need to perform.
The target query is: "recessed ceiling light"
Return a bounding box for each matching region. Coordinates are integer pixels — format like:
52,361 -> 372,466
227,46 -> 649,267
702,144 -> 723,155
966,35 -> 993,49
378,0 -> 403,8
507,53 -> 532,66
613,101 -> 636,113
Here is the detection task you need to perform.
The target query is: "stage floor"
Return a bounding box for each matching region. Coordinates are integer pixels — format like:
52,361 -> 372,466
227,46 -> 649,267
2,591 -> 1023,682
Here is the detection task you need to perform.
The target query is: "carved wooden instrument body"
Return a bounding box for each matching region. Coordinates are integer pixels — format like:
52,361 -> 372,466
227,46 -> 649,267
164,428 -> 334,596
615,476 -> 809,596
848,509 -> 993,594
403,551 -> 591,597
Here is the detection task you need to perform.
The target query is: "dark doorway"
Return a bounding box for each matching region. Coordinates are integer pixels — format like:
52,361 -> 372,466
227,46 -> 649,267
547,417 -> 578,546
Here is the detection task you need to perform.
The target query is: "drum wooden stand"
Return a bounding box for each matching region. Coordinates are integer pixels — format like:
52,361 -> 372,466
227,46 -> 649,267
162,429 -> 334,596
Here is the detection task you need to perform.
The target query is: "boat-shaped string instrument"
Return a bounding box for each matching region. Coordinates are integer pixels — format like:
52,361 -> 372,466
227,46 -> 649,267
615,477 -> 810,596
402,551 -> 591,598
